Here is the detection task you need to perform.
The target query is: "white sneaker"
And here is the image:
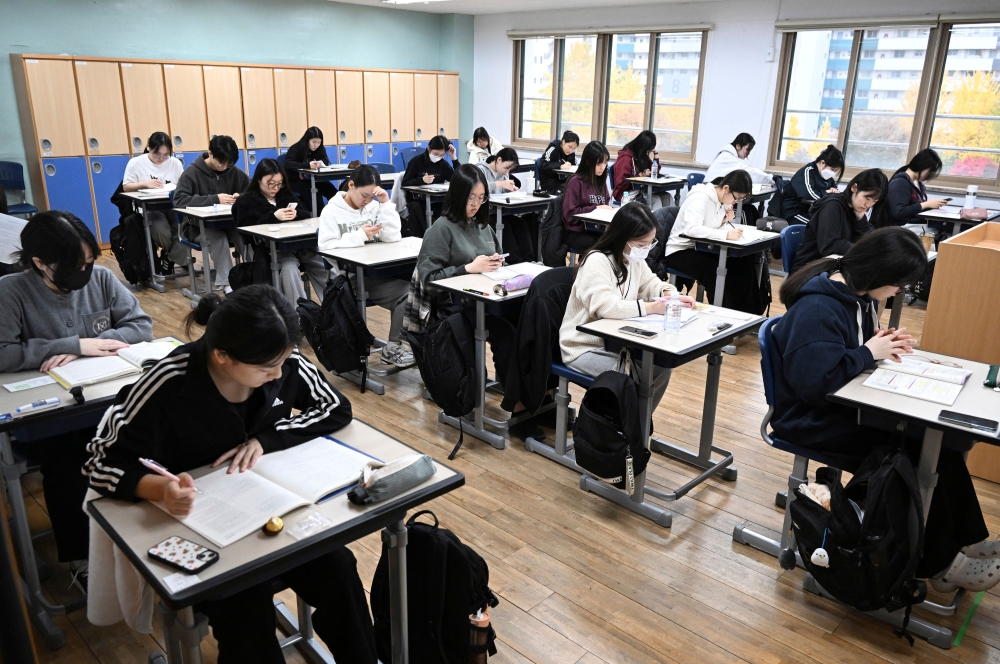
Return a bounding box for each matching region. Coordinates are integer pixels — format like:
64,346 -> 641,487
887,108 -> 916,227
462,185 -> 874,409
963,539 -> 1000,558
380,343 -> 415,368
223,285 -> 233,294
69,559 -> 89,594
930,552 -> 1000,593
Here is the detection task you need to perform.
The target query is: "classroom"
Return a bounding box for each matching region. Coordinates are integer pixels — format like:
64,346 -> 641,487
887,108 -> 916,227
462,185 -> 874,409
1,0 -> 1000,661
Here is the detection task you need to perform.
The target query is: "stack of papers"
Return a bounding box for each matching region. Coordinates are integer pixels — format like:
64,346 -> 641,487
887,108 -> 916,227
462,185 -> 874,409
138,183 -> 176,194
423,184 -> 449,191
483,263 -> 549,281
187,204 -> 232,214
626,309 -> 698,328
862,358 -> 972,406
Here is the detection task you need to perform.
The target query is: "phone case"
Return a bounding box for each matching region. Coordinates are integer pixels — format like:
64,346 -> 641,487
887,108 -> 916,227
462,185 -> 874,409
148,536 -> 220,574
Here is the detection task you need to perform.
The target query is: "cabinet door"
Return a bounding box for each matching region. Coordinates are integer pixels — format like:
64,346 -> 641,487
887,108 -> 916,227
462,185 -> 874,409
163,64 -> 209,153
120,63 -> 169,155
240,67 -> 277,149
203,66 -> 245,149
363,71 -> 390,144
413,73 -> 437,143
305,69 -> 338,145
437,74 -> 459,139
389,72 -> 414,143
335,71 -> 364,145
74,61 -> 129,155
274,68 -> 307,149
23,58 -> 85,157
89,155 -> 131,241
41,157 -> 96,237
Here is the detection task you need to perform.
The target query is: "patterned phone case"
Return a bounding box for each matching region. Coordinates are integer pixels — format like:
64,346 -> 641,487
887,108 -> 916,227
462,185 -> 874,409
148,536 -> 219,574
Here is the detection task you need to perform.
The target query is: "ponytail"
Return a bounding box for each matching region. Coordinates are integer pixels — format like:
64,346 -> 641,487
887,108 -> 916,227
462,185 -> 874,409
348,164 -> 380,187
485,147 -> 519,166
711,169 -> 752,194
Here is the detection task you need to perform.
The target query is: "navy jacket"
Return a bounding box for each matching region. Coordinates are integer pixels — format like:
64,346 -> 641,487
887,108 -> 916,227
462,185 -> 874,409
886,171 -> 926,226
779,161 -> 837,222
791,193 -> 872,272
770,273 -> 878,446
539,139 -> 577,193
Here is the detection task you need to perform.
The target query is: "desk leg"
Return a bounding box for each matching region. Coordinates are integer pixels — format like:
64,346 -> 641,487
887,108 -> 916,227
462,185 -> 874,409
495,207 -> 504,253
176,606 -> 206,664
425,195 -> 433,231
311,174 -> 319,218
383,520 -> 409,664
646,184 -> 653,205
270,240 -> 280,291
888,292 -> 905,330
141,202 -> 166,292
337,266 -> 386,395
712,246 -> 728,308
199,219 -> 213,297
735,199 -> 745,225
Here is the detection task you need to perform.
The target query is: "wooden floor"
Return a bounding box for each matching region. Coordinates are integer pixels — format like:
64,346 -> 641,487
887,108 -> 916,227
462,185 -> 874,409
24,256 -> 1000,664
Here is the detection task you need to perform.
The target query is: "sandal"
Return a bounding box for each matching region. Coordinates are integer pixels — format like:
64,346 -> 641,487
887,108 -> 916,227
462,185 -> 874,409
930,552 -> 1000,593
963,539 -> 1000,558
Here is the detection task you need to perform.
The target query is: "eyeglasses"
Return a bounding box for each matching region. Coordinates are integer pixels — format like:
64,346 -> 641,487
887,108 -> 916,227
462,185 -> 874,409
632,239 -> 658,251
468,195 -> 487,204
264,179 -> 284,189
908,355 -> 963,369
149,152 -> 171,161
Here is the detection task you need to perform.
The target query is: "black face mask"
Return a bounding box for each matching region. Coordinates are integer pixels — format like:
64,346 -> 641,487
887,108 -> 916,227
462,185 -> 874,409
50,262 -> 94,292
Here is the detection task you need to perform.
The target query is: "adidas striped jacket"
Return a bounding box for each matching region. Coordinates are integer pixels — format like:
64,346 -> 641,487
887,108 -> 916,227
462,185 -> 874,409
83,339 -> 352,501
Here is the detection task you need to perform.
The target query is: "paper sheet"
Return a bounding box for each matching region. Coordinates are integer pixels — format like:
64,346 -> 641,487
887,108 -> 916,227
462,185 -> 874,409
253,436 -> 377,504
187,204 -> 233,214
482,262 -> 549,281
862,368 -> 962,406
625,309 -> 698,327
3,375 -> 56,393
878,358 -> 971,385
48,356 -> 140,388
0,213 -> 28,264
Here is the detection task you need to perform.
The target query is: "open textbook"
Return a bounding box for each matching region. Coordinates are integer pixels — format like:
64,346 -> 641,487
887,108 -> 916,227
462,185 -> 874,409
862,357 -> 972,406
154,437 -> 378,548
483,262 -> 549,282
48,339 -> 182,388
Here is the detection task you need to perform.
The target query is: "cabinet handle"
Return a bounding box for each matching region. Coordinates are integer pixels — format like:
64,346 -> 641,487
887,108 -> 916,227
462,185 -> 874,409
249,152 -> 256,165
247,133 -> 256,148
280,132 -> 287,146
340,130 -> 346,141
45,164 -> 56,176
88,138 -> 99,151
367,129 -> 372,140
392,129 -> 397,139
132,137 -> 142,151
340,148 -> 347,160
440,127 -> 445,135
92,161 -> 103,174
393,146 -> 398,156
416,128 -> 422,139
174,135 -> 183,147
367,147 -> 373,158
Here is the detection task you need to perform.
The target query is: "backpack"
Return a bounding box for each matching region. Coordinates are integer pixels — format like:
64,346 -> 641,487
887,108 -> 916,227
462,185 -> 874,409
296,275 -> 374,389
228,246 -> 271,291
911,259 -> 935,302
572,360 -> 650,493
108,212 -> 150,286
370,511 -> 499,664
647,206 -> 679,279
539,196 -> 567,267
789,447 -> 926,639
767,176 -> 786,218
406,309 -> 476,458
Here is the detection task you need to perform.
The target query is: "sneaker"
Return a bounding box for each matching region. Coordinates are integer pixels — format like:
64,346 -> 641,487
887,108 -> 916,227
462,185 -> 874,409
930,552 -> 1000,593
380,343 -> 415,368
963,539 -> 1000,558
69,559 -> 88,594
223,285 -> 233,295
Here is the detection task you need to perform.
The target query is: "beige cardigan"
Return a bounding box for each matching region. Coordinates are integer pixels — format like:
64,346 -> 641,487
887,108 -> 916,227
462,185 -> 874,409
559,252 -> 674,363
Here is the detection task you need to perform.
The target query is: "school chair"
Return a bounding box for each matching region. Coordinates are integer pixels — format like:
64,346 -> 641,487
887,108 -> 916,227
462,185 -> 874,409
686,172 -> 704,191
367,162 -> 396,175
0,161 -> 38,217
400,147 -> 422,170
276,153 -> 287,168
651,206 -> 705,303
779,224 -> 806,275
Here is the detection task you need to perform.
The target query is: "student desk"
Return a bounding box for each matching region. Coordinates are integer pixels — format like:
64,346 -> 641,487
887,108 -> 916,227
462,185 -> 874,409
87,419 -> 464,664
919,206 -> 1000,238
426,265 -> 550,450
487,193 -> 552,256
122,189 -> 176,293
823,350 -> 999,648
555,165 -> 578,180
296,166 -> 353,216
625,176 -> 686,207
574,307 -> 764,526
883,251 -> 936,330
402,184 -> 449,231
319,237 -> 423,395
679,229 -> 778,308
237,221 -> 319,291
741,183 -> 776,218
0,369 -> 139,649
572,206 -> 616,234
173,206 -> 236,304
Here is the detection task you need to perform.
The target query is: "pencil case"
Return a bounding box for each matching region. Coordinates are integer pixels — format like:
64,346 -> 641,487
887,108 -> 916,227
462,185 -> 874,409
985,365 -> 1000,391
492,273 -> 535,297
347,454 -> 435,505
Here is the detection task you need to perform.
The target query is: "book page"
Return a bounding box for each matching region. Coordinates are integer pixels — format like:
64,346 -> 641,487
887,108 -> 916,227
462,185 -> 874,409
729,227 -> 777,244
117,340 -> 181,369
0,213 -> 27,264
879,358 -> 971,385
49,356 -> 140,387
862,368 -> 962,406
252,436 -> 377,504
187,204 -> 233,214
625,309 -> 698,327
156,468 -> 308,548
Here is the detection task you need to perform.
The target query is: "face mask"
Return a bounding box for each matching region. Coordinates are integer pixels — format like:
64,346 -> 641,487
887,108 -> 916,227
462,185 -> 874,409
429,154 -> 443,163
51,261 -> 94,292
624,245 -> 650,264
821,168 -> 837,180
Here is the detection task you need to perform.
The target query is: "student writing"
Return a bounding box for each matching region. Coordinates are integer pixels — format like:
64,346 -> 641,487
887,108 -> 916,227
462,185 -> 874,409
538,130 -> 579,194
474,148 -> 537,264
121,132 -> 186,271
0,211 -> 152,588
284,127 -> 337,212
771,227 -> 1000,591
612,130 -> 669,209
887,148 -> 949,230
400,135 -> 460,236
84,285 -> 377,663
561,140 -> 612,254
467,126 -> 503,164
776,144 -> 844,224
704,132 -> 773,185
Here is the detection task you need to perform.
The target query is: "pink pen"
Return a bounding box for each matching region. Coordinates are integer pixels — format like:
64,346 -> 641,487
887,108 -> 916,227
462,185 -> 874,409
139,458 -> 202,493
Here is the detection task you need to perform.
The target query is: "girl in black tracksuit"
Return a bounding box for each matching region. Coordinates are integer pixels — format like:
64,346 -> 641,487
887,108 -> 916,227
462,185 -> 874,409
84,286 -> 376,664
401,135 -> 460,236
886,148 -> 950,227
285,127 -> 337,212
778,144 -> 844,223
538,130 -> 580,194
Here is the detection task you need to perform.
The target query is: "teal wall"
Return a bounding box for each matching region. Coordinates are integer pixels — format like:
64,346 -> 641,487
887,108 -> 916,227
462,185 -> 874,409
0,0 -> 473,201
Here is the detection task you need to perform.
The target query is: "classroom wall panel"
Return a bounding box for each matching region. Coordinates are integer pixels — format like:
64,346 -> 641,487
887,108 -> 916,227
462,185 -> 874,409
42,157 -> 96,237
23,58 -> 85,158
120,62 -> 169,155
305,69 -> 338,146
335,70 -> 365,145
73,60 -> 129,155
163,64 -> 209,153
389,72 -> 414,144
363,71 -> 390,144
413,73 -> 437,144
436,74 -> 459,140
240,67 -> 277,149
203,66 -> 245,149
273,68 -> 307,149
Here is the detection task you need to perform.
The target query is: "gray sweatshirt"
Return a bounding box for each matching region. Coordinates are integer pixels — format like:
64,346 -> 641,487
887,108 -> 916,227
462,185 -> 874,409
0,266 -> 154,372
416,216 -> 500,284
473,161 -> 511,195
173,155 -> 251,209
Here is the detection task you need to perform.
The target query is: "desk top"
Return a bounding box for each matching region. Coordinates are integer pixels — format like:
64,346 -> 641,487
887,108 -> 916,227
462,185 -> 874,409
87,419 -> 464,609
681,228 -> 779,250
555,166 -> 578,178
122,190 -> 172,202
828,351 -> 1000,439
237,221 -> 319,241
919,206 -> 1000,222
626,176 -> 686,187
174,206 -> 234,220
428,263 -> 549,302
577,306 -> 764,366
488,193 -> 553,208
297,165 -> 353,175
402,184 -> 450,195
319,236 -> 422,268
573,207 -> 617,225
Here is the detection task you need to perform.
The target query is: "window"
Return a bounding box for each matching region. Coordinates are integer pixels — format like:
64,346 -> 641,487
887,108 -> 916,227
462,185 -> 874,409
557,35 -> 598,142
651,31 -> 705,155
516,38 -> 555,140
605,33 -> 651,146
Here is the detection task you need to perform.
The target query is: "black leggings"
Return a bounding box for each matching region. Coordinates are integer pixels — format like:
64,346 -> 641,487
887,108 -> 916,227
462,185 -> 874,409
566,231 -> 598,254
491,214 -> 538,264
197,546 -> 376,664
661,248 -> 758,310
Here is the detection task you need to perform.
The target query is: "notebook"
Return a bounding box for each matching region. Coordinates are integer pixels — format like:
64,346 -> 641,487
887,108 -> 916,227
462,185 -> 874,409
48,339 -> 182,388
878,357 -> 972,384
137,183 -> 176,194
186,204 -> 233,214
423,183 -> 449,192
862,368 -> 964,406
154,436 -> 379,548
482,262 -> 549,281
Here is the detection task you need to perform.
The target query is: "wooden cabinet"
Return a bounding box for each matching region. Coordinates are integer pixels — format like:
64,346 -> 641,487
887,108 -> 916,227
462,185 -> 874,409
413,73 -> 437,143
389,72 -> 414,143
240,67 -> 277,149
437,74 -> 459,139
363,72 -> 390,144
73,60 -> 129,155
274,68 -> 307,149
335,70 -> 365,145
203,66 -> 245,149
305,69 -> 337,145
22,58 -> 85,157
120,63 -> 169,154
163,64 -> 209,153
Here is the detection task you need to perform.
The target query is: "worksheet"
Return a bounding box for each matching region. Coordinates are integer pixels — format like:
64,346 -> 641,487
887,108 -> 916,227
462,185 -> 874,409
862,368 -> 962,406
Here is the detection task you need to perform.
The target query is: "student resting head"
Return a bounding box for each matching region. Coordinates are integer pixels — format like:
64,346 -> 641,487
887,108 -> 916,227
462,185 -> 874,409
484,147 -> 520,174
731,132 -> 756,159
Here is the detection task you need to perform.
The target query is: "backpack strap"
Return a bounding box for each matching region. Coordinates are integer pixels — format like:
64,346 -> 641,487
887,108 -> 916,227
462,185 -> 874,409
406,510 -> 439,529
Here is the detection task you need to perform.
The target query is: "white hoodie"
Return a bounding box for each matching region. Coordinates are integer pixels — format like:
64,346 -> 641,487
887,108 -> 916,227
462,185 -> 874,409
666,182 -> 731,256
318,192 -> 403,274
466,136 -> 503,164
704,144 -> 773,185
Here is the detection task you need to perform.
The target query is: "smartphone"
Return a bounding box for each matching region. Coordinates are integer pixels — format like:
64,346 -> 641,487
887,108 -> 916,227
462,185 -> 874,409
286,202 -> 298,210
941,197 -> 953,202
496,253 -> 510,259
619,326 -> 658,339
938,410 -> 999,434
148,536 -> 220,575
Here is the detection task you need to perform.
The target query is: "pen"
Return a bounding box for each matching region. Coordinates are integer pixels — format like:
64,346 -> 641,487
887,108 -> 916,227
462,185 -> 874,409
463,288 -> 490,297
15,397 -> 60,415
139,458 -> 203,493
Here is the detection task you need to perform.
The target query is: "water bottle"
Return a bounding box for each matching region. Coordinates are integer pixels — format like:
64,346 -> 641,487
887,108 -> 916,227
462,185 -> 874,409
663,291 -> 682,335
651,159 -> 660,180
622,190 -> 630,206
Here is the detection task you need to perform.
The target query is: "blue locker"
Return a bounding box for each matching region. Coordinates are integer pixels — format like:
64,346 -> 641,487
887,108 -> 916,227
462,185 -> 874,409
365,143 -> 391,166
414,141 -> 427,150
42,157 -> 98,241
390,144 -> 405,172
175,151 -> 203,167
245,149 -> 277,174
335,144 -> 365,165
89,155 -> 132,241
324,144 -> 338,165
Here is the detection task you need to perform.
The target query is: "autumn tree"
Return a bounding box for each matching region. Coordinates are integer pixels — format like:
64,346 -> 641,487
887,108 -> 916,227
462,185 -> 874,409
930,70 -> 1000,178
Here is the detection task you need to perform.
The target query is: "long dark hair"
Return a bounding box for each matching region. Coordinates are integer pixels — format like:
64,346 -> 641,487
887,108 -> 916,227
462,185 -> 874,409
579,203 -> 656,287
571,141 -> 610,193
815,144 -> 845,179
245,158 -> 292,197
485,147 -> 519,167
895,148 -> 942,181
472,127 -> 492,153
185,285 -> 303,365
293,126 -> 324,151
16,210 -> 101,274
621,130 -> 657,173
427,135 -> 450,152
442,164 -> 490,228
710,169 -> 753,194
207,135 -> 239,167
144,131 -> 173,155
731,132 -> 756,151
561,130 -> 580,145
348,164 -> 380,187
780,227 -> 927,308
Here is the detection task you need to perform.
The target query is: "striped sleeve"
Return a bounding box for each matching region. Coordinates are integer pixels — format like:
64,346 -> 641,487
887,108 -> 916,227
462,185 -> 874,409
803,165 -> 821,201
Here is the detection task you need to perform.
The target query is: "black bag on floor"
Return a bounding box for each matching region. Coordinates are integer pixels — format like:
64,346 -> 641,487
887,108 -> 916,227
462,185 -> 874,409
789,447 -> 926,639
297,274 -> 374,388
911,260 -> 934,302
228,246 -> 271,291
539,196 -> 567,267
108,212 -> 150,286
371,511 -> 499,664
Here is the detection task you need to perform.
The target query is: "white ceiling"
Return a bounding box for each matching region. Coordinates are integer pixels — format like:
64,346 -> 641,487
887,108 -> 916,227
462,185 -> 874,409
328,0 -> 720,16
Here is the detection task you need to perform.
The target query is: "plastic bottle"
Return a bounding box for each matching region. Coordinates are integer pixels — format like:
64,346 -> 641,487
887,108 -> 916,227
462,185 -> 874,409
651,159 -> 660,180
621,190 -> 630,206
663,291 -> 682,335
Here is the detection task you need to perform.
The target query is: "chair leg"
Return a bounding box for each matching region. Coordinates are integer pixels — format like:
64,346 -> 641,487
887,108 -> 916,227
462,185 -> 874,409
732,454 -> 809,565
525,376 -> 579,471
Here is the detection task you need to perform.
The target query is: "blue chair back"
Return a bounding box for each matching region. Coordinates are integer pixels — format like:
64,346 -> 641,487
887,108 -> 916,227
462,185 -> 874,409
276,153 -> 287,167
686,173 -> 704,190
0,161 -> 27,191
367,162 -> 396,175
758,316 -> 782,407
780,225 -> 806,274
400,147 -> 422,170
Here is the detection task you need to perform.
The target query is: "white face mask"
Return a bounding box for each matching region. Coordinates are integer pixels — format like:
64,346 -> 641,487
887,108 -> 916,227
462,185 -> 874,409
429,154 -> 443,163
624,245 -> 651,264
820,168 -> 837,181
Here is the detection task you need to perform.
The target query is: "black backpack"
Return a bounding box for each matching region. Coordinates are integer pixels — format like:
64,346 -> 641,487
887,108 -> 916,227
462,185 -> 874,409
296,275 -> 374,389
228,246 -> 271,291
647,206 -> 679,279
406,310 -> 476,458
108,212 -> 150,286
767,175 -> 787,218
539,196 -> 567,267
789,447 -> 926,639
371,511 -> 499,664
573,366 -> 650,493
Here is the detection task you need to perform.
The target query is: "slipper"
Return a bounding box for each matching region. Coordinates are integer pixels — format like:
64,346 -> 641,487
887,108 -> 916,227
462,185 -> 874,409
930,552 -> 1000,593
963,539 -> 1000,558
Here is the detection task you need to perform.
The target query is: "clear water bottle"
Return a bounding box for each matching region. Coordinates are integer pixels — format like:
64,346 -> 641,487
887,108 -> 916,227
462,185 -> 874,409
663,291 -> 682,335
621,190 -> 630,206
651,159 -> 660,180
